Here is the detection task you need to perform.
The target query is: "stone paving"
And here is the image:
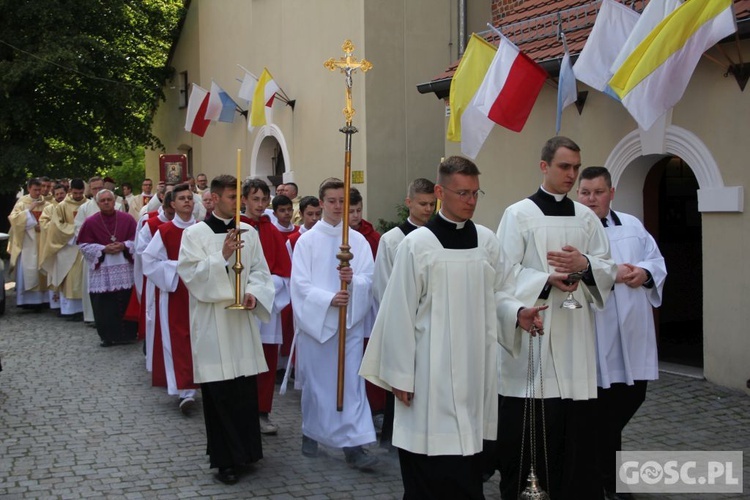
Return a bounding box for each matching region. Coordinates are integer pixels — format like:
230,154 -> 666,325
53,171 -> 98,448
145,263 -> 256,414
0,290 -> 748,499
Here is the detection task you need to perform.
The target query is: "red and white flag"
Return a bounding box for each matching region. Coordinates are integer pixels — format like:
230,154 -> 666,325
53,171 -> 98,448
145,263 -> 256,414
461,34 -> 547,159
184,83 -> 211,137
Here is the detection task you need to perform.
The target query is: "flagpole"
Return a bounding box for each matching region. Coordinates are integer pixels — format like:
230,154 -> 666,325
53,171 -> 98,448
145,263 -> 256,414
324,40 -> 372,412
236,64 -> 258,81
487,22 -> 504,40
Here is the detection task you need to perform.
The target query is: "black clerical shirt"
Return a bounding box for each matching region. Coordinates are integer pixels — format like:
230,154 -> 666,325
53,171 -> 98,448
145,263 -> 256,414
204,214 -> 236,234
398,220 -> 419,237
425,213 -> 478,250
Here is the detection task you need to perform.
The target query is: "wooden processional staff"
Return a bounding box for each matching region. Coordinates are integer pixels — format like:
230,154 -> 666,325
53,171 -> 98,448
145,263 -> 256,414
323,40 -> 372,411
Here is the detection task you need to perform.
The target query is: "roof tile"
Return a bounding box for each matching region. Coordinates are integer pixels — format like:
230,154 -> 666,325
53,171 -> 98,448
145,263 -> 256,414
429,0 -> 749,82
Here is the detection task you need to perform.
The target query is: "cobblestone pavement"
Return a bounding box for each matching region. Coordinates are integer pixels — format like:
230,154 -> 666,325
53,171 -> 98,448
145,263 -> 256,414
0,291 -> 748,499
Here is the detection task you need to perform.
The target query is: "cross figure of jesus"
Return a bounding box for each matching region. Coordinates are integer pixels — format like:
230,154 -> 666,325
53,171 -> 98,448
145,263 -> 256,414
323,40 -> 373,124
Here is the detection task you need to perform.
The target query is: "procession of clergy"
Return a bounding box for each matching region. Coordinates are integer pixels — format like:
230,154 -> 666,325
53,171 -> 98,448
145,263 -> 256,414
7,136 -> 666,499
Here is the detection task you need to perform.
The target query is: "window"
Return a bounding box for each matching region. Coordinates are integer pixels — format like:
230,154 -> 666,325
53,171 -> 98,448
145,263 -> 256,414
178,71 -> 188,108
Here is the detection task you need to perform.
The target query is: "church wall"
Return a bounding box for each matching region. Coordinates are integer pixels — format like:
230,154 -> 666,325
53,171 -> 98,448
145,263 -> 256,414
148,0 -> 368,200
363,0 -> 451,225
673,41 -> 750,393
442,40 -> 750,392
249,0 -> 367,200
196,0 -> 258,179
147,1 -> 205,181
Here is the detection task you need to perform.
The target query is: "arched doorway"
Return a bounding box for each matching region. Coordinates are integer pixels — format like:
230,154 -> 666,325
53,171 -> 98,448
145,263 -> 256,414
643,157 -> 703,367
251,124 -> 291,187
605,125 -> 743,375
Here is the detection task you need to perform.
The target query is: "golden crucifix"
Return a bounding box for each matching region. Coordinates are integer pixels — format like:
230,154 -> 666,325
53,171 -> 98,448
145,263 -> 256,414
324,40 -> 372,412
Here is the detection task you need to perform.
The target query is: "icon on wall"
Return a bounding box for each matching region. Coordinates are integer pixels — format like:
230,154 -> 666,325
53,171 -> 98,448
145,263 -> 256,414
159,154 -> 188,183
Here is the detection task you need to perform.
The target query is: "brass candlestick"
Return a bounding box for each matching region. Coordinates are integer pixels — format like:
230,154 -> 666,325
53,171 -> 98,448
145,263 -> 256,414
225,230 -> 247,310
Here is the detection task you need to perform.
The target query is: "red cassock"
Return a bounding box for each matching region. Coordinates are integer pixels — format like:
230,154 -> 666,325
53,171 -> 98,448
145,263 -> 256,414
155,221 -> 198,391
241,215 -> 291,413
356,219 -> 380,260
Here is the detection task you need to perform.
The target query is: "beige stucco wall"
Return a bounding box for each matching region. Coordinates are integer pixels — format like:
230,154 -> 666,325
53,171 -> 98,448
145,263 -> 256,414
676,41 -> 750,394
363,0 -> 455,225
442,39 -> 750,392
149,0 -> 474,225
149,0 -> 368,201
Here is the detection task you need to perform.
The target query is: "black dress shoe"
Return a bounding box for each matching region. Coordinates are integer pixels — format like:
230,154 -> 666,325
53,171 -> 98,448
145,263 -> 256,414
214,467 -> 238,485
99,340 -> 114,347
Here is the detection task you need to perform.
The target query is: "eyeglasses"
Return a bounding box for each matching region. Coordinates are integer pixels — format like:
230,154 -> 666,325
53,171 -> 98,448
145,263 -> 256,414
440,186 -> 485,202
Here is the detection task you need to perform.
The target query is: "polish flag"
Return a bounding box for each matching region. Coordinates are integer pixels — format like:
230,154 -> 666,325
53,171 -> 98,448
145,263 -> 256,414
461,34 -> 547,159
184,83 -> 211,137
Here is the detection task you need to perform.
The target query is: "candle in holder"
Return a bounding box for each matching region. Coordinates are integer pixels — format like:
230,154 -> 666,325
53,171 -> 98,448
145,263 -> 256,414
235,149 -> 242,225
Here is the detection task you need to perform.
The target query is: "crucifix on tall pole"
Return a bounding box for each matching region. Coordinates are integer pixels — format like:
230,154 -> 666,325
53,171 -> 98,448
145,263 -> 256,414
323,40 -> 372,412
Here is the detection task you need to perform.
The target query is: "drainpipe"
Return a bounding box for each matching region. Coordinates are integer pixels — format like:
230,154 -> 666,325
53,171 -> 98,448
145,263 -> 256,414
458,0 -> 467,57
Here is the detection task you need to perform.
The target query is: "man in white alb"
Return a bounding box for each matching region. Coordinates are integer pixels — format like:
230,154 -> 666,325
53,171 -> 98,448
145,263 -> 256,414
577,166 -> 667,499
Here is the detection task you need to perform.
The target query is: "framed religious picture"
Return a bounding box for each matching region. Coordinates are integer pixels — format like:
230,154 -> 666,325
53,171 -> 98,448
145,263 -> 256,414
159,154 -> 188,184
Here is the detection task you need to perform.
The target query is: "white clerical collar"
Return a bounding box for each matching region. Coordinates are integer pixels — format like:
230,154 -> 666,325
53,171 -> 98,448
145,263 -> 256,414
212,213 -> 233,225
274,221 -> 295,232
321,218 -> 342,229
316,218 -> 344,235
157,206 -> 170,222
540,185 -> 567,202
173,215 -> 195,228
438,210 -> 467,229
299,225 -> 309,234
405,217 -> 420,228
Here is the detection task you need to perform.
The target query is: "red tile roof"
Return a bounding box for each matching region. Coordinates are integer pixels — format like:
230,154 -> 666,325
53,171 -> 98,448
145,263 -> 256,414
429,0 -> 750,83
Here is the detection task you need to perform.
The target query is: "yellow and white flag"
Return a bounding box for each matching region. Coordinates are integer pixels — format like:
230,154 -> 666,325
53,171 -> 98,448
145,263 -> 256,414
249,68 -> 280,133
609,0 -> 736,130
446,34 -> 496,142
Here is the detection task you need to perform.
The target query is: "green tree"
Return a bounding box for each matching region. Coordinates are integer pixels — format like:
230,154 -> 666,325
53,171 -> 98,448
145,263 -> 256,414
0,0 -> 184,193
99,146 -> 146,195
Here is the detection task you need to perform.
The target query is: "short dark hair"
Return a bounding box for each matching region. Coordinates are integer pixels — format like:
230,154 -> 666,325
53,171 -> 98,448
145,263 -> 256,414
437,156 -> 480,185
272,195 -> 293,211
579,166 -> 612,188
318,178 -> 345,200
285,182 -> 299,197
196,173 -> 207,179
27,178 -> 42,188
299,195 -> 320,212
40,176 -> 51,182
349,187 -> 363,206
162,190 -> 175,208
541,136 -> 581,164
210,175 -> 236,195
143,178 -> 152,183
172,183 -> 191,196
70,179 -> 85,190
53,183 -> 67,192
242,178 -> 270,198
408,178 -> 435,198
121,182 -> 133,190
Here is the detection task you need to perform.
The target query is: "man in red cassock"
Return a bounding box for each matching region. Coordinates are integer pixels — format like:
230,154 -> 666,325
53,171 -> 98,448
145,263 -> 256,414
142,184 -> 199,414
241,178 -> 292,435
